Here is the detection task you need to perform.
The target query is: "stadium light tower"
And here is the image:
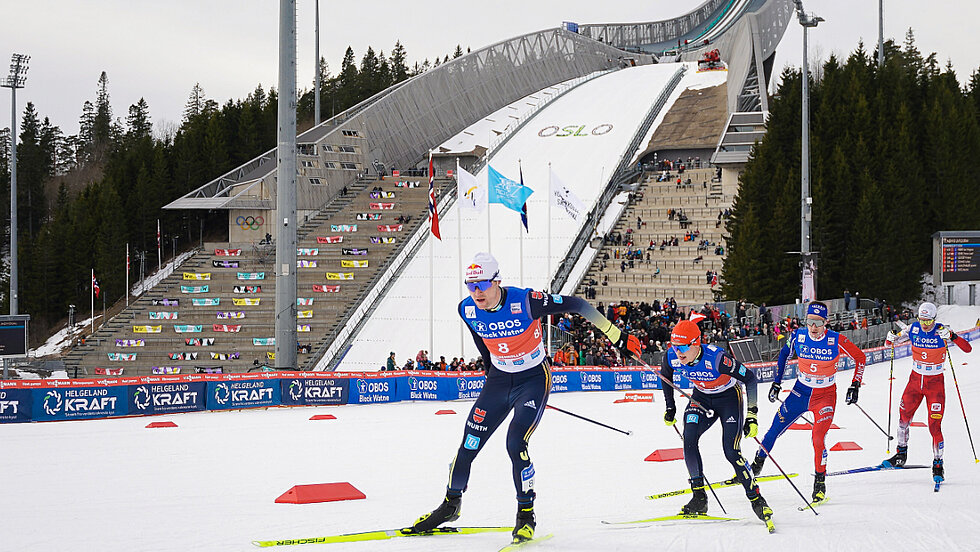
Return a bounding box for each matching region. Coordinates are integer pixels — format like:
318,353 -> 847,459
2,53 -> 29,315
794,2 -> 822,302
314,0 -> 321,126
878,0 -> 884,68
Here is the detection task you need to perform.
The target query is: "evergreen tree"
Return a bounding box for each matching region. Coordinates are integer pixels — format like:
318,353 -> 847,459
390,41 -> 409,82
126,98 -> 153,141
93,71 -> 114,149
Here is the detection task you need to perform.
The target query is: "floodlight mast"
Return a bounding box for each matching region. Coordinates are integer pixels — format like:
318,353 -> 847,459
2,53 -> 29,315
793,3 -> 822,302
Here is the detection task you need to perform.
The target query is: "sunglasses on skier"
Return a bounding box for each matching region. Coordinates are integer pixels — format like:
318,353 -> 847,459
672,342 -> 696,353
918,317 -> 936,325
804,318 -> 826,327
465,279 -> 496,293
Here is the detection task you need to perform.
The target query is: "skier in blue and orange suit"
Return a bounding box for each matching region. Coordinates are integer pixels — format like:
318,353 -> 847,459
882,302 -> 972,484
660,318 -> 773,524
409,252 -> 642,543
749,301 -> 867,503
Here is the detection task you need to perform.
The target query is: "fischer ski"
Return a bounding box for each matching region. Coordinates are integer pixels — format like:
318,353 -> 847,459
602,514 -> 738,525
797,497 -> 829,511
645,473 -> 797,500
251,526 -> 511,548
498,533 -> 555,551
934,476 -> 943,492
826,464 -> 929,477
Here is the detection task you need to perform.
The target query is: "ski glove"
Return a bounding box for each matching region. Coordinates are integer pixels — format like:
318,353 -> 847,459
885,331 -> 899,346
743,406 -> 758,438
615,332 -> 644,360
768,382 -> 781,403
664,407 -> 677,426
845,381 -> 860,405
938,326 -> 951,341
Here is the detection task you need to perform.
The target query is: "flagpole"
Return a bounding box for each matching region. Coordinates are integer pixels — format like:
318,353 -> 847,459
428,150 -> 434,365
125,242 -> 130,307
547,163 -> 552,355
90,268 -> 95,333
157,219 -> 162,269
456,158 -> 465,359
518,160 -> 525,287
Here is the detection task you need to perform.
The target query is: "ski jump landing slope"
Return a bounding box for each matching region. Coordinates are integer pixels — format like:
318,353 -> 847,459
335,62 -> 727,371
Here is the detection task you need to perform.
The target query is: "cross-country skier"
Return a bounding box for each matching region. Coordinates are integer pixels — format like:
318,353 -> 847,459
882,302 -> 972,484
408,252 -> 642,543
749,301 -> 867,504
660,319 -> 773,526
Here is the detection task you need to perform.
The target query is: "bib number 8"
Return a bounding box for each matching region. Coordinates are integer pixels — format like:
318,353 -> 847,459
497,343 -> 510,354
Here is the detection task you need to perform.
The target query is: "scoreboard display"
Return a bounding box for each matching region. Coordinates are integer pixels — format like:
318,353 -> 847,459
934,232 -> 980,285
0,315 -> 30,358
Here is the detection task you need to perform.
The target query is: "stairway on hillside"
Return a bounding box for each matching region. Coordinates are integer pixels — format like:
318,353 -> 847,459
576,167 -> 734,308
63,177 -> 431,377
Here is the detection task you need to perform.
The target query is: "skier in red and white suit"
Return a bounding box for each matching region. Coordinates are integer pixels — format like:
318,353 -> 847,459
882,302 -> 972,483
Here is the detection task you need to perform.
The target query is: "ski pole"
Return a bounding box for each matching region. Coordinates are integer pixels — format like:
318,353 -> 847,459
852,402 -> 894,441
545,405 -> 632,436
671,424 -> 727,515
945,344 -> 979,463
753,436 -> 818,515
887,344 -> 895,454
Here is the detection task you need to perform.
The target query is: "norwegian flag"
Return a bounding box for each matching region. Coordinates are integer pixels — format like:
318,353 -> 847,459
93,274 -> 101,298
428,151 -> 441,240
710,272 -> 719,287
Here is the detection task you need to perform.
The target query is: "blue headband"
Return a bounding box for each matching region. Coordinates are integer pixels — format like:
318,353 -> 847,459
806,302 -> 828,319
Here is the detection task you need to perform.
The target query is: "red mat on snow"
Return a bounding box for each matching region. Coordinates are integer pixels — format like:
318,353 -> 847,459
146,421 -> 178,428
645,448 -> 684,462
275,482 -> 366,504
309,414 -> 337,420
830,441 -> 862,451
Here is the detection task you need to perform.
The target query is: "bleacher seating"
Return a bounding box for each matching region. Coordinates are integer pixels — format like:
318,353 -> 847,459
63,177 -> 431,377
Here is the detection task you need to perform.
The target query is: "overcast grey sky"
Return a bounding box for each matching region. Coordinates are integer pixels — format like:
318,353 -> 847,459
3,1 -> 978,138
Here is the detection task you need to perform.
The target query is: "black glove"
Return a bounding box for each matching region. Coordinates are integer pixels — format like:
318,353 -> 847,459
664,407 -> 677,426
845,381 -> 860,405
768,382 -> 781,403
615,331 -> 643,359
743,406 -> 758,438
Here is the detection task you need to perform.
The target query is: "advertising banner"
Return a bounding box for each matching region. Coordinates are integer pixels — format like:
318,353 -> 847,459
341,260 -> 369,268
297,310 -> 313,319
216,311 -> 246,319
297,324 -> 311,332
183,272 -> 211,280
312,284 -> 341,293
192,298 -> 220,306
151,298 -> 179,306
331,224 -> 357,232
233,285 -> 261,294
115,339 -> 145,347
133,325 -> 162,333
297,248 -> 319,256
31,384 -> 129,422
297,260 -> 318,268
180,285 -> 209,293
370,237 -> 396,244
129,379 -> 206,415
107,353 -> 136,361
215,249 -> 242,256
213,260 -> 240,268
325,272 -> 354,280
377,225 -> 403,232
213,324 -> 242,333
236,272 -> 265,281
369,202 -> 395,210
341,248 -> 368,256
280,374 -> 349,406
253,337 -> 275,346
210,352 -> 240,361
356,213 -> 382,221
174,325 -> 203,333
316,236 -> 343,244
296,298 -> 313,306
346,373 -> 398,405
0,388 -> 32,423
233,298 -> 261,306
149,311 -> 178,320
185,338 -> 214,346
152,366 -> 182,375
207,376 -> 280,410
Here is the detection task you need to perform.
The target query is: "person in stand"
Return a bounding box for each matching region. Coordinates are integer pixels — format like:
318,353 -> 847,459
409,252 -> 642,543
749,301 -> 867,504
881,302 -> 972,484
661,319 -> 773,525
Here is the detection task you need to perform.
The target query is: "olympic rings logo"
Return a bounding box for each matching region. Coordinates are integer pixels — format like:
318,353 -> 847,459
236,215 -> 264,230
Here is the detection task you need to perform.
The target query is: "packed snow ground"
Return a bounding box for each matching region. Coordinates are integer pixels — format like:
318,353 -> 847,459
3,306 -> 979,552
